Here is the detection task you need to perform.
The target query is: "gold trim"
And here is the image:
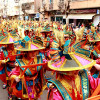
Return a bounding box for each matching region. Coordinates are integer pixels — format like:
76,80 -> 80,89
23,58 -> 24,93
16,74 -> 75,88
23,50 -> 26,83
89,34 -> 100,43
0,42 -> 14,44
58,75 -> 82,98
0,36 -> 7,42
89,39 -> 100,42
60,59 -> 67,68
0,34 -> 15,44
70,54 -> 82,66
15,47 -> 45,51
15,42 -> 45,51
48,53 -> 96,71
87,95 -> 100,100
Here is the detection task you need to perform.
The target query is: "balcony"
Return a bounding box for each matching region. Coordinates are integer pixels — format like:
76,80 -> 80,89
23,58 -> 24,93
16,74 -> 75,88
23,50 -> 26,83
14,3 -> 19,7
14,0 -> 20,6
22,3 -> 31,10
20,0 -> 34,4
58,1 -> 64,10
49,3 -> 53,11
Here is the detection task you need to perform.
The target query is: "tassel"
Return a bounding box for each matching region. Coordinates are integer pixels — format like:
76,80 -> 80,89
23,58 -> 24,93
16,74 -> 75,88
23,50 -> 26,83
2,29 -> 5,36
72,80 -> 77,100
72,88 -> 76,100
29,31 -> 31,38
77,91 -> 81,100
16,29 -> 18,33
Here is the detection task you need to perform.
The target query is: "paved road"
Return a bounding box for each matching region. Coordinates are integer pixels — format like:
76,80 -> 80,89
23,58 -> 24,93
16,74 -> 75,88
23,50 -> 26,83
39,71 -> 56,100
0,71 -> 55,100
0,80 -> 8,100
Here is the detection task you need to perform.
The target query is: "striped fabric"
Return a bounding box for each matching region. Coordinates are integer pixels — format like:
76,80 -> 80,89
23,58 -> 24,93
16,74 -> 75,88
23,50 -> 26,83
16,53 -> 43,76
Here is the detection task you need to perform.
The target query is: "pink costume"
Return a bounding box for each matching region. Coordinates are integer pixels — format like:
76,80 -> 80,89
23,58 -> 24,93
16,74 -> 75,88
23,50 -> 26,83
48,88 -> 63,100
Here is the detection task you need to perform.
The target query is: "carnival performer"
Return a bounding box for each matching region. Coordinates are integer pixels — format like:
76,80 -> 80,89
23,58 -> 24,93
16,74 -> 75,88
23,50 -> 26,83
8,37 -> 45,100
40,22 -> 53,50
0,30 -> 17,89
46,24 -> 97,100
47,52 -> 96,100
46,26 -> 65,63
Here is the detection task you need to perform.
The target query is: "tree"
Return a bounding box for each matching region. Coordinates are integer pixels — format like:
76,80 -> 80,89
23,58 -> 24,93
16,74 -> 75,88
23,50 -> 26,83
21,3 -> 31,20
38,3 -> 47,21
58,0 -> 71,18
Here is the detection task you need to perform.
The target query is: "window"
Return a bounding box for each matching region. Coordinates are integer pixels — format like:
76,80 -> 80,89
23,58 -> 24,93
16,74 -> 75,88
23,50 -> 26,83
42,0 -> 46,8
31,4 -> 34,10
50,0 -> 53,4
72,0 -> 85,1
59,0 -> 64,2
42,0 -> 45,4
14,0 -> 20,3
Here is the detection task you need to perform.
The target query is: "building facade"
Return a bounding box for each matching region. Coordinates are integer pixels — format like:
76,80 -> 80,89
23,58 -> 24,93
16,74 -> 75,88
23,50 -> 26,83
0,0 -> 39,20
70,0 -> 100,26
40,0 -> 100,26
0,0 -> 100,25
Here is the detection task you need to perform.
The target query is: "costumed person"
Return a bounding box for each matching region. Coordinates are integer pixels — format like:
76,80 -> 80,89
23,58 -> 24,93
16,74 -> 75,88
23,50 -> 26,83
88,54 -> 100,96
46,28 -> 65,64
47,51 -> 96,100
72,24 -> 99,59
97,22 -> 100,32
86,24 -> 100,59
0,32 -> 17,89
74,26 -> 85,43
63,24 -> 71,41
8,36 -> 46,100
41,23 -> 53,50
18,25 -> 25,39
88,24 -> 97,42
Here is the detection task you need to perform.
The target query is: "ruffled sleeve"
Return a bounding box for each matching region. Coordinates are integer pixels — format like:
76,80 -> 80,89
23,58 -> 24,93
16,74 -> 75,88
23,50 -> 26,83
88,75 -> 100,91
48,88 -> 63,100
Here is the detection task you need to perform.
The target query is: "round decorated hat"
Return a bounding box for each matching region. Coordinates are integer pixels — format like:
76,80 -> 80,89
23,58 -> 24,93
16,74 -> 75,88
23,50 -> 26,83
0,32 -> 15,44
48,52 -> 95,72
15,36 -> 45,51
88,26 -> 100,42
41,23 -> 52,33
41,24 -> 53,38
91,25 -> 96,33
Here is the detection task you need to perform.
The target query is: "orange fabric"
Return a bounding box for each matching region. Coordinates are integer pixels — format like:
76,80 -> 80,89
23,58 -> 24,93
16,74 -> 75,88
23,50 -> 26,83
91,84 -> 100,97
0,73 -> 7,83
12,86 -> 22,98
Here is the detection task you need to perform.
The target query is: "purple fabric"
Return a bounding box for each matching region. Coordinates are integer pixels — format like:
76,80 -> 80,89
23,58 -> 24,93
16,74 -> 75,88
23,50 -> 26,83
88,75 -> 100,90
28,86 -> 34,98
74,54 -> 91,66
52,56 -> 65,68
31,44 -> 38,49
9,37 -> 14,42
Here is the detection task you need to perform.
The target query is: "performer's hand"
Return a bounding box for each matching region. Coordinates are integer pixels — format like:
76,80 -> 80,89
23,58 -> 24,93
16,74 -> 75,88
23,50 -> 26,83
94,64 -> 100,71
15,76 -> 20,82
1,60 -> 7,65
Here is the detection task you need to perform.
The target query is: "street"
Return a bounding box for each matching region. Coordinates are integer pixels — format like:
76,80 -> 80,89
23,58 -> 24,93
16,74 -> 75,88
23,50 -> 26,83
0,80 -> 8,100
0,71 -> 55,100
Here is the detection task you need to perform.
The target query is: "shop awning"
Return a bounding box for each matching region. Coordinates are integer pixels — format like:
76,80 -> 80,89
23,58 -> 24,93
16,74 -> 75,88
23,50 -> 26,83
67,14 -> 95,19
25,10 -> 36,14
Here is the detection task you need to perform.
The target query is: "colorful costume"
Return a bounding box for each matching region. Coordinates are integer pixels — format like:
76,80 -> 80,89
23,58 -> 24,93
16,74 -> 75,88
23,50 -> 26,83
0,33 -> 16,86
47,52 -> 95,100
8,38 -> 45,99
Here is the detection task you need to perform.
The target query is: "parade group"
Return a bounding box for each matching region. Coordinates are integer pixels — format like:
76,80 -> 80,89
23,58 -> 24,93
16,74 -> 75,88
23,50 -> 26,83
0,19 -> 100,100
